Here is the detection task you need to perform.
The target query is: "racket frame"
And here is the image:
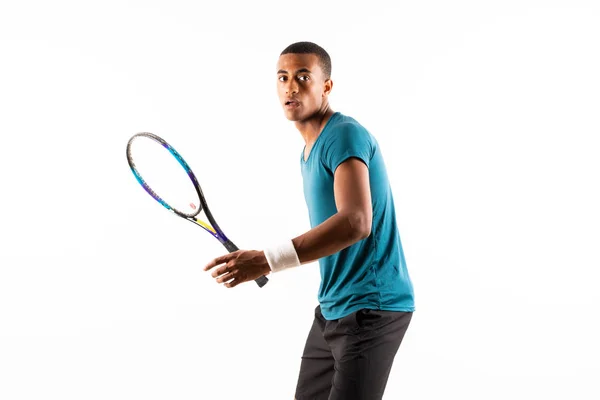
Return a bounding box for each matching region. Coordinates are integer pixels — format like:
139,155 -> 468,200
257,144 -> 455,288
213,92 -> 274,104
126,132 -> 269,287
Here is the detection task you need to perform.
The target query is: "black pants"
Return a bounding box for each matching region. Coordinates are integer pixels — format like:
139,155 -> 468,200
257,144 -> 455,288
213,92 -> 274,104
295,305 -> 413,400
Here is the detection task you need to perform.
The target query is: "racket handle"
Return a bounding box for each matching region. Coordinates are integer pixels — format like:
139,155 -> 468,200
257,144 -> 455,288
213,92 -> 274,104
254,275 -> 269,288
223,240 -> 239,253
222,240 -> 269,288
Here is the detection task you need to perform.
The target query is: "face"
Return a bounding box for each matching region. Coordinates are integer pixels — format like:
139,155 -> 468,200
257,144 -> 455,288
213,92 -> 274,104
276,53 -> 332,122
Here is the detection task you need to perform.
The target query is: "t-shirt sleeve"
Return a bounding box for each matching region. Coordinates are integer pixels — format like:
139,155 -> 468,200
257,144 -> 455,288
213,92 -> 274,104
322,122 -> 374,173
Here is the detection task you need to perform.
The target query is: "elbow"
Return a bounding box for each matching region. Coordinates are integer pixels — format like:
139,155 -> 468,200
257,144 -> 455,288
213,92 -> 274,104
358,224 -> 371,240
346,211 -> 372,241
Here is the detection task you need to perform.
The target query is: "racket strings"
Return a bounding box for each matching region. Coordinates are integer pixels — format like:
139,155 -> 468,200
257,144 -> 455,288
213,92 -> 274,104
128,135 -> 201,217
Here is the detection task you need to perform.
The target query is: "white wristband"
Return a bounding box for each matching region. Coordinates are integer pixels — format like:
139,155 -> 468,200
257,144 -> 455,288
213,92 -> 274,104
263,239 -> 301,273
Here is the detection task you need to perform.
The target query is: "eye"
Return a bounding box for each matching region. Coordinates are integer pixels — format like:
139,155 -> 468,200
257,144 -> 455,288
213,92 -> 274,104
298,75 -> 310,82
278,76 -> 287,82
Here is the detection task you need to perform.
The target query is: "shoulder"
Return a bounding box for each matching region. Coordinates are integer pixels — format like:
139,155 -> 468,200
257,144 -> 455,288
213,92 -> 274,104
320,113 -> 378,169
324,113 -> 375,145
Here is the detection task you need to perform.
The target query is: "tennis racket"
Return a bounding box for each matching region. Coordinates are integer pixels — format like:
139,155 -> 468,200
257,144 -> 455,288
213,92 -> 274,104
126,132 -> 269,288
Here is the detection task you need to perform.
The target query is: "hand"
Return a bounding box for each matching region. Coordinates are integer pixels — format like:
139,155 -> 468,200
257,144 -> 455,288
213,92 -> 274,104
203,250 -> 271,288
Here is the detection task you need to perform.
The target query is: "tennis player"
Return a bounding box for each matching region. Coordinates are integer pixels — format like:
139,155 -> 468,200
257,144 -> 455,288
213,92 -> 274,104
204,41 -> 415,400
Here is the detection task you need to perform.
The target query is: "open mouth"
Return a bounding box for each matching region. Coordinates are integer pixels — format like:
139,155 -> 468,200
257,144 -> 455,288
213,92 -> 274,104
285,100 -> 299,107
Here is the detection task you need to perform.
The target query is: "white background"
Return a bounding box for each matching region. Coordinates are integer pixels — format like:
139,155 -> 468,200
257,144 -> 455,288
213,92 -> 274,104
1,1 -> 599,399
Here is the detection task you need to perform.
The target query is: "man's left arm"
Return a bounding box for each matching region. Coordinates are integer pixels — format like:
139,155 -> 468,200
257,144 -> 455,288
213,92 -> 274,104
203,157 -> 372,287
292,157 -> 372,264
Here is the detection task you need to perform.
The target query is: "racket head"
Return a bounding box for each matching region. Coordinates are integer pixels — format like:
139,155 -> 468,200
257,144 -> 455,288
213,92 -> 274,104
126,132 -> 204,218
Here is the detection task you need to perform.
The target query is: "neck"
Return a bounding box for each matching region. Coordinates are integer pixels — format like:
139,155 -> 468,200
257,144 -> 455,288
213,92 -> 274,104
295,104 -> 335,146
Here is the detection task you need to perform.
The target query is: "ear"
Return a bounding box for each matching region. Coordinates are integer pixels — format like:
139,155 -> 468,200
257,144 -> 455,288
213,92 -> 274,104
323,79 -> 333,97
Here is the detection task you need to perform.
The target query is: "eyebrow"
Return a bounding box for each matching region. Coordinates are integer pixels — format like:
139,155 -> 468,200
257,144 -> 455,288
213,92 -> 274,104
277,68 -> 312,75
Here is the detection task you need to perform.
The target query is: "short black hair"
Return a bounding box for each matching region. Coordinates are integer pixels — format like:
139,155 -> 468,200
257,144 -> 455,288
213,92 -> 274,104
280,41 -> 332,79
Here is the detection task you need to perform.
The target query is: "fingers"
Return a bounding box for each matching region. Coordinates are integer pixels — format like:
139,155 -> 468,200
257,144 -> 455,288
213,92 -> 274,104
215,270 -> 235,284
203,251 -> 250,289
211,264 -> 228,278
214,269 -> 244,288
203,253 -> 235,271
224,279 -> 242,288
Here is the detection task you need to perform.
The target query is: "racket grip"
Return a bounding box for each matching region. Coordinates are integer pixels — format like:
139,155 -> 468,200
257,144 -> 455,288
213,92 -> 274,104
223,240 -> 239,253
222,240 -> 269,288
255,275 -> 269,288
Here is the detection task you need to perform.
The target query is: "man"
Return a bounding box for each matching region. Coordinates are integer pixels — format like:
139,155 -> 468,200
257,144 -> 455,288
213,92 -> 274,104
204,41 -> 415,400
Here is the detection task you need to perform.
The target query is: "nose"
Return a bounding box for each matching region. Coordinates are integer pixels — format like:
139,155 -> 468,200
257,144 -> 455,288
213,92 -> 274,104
286,78 -> 299,95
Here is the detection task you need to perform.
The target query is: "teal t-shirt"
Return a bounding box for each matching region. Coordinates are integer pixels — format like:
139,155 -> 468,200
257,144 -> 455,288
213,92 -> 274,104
300,112 -> 415,320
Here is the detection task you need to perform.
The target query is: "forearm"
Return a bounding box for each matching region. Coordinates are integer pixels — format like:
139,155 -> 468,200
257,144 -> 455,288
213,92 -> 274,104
292,211 -> 370,265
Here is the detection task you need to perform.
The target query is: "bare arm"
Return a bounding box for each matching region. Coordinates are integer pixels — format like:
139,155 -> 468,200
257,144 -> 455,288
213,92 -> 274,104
203,157 -> 372,287
292,157 -> 372,264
